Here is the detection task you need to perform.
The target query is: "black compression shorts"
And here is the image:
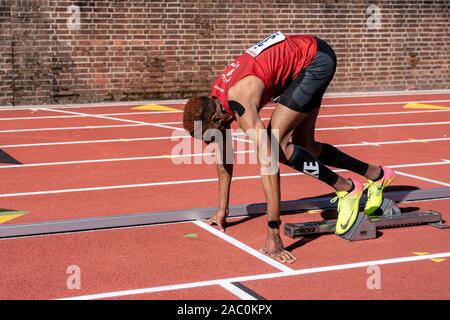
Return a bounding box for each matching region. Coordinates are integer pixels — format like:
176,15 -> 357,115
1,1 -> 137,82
278,37 -> 337,113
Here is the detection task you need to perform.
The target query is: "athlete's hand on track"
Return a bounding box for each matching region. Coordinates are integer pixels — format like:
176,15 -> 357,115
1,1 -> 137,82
260,234 -> 297,264
206,208 -> 229,232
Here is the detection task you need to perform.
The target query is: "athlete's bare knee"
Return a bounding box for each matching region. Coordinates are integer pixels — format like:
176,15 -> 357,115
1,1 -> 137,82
278,138 -> 291,163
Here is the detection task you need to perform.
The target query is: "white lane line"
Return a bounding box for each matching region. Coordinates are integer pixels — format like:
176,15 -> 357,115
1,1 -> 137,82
0,123 -> 143,133
2,137 -> 450,169
318,109 -> 450,118
0,135 -> 190,148
1,160 -> 449,198
93,109 -> 450,125
361,141 -> 381,147
395,171 -> 450,187
3,135 -> 450,150
0,99 -> 187,111
2,108 -> 450,122
218,282 -> 258,300
0,154 -> 190,168
263,99 -> 450,109
43,108 -> 253,145
1,94 -> 449,112
0,111 -> 181,121
0,150 -> 253,168
0,177 -> 218,198
2,119 -> 450,135
58,251 -> 450,300
41,108 -> 183,132
193,220 -> 294,272
315,121 -> 450,131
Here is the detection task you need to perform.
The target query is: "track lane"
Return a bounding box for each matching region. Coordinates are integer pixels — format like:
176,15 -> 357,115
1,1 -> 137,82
0,222 -> 278,300
1,140 -> 449,195
212,199 -> 450,269
0,169 -> 445,225
1,92 -> 450,300
241,259 -> 450,299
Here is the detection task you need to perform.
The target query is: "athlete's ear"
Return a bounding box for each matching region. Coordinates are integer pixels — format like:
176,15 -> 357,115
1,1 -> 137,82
211,113 -> 222,124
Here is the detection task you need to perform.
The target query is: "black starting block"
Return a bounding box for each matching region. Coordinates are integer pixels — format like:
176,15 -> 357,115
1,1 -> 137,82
284,198 -> 449,241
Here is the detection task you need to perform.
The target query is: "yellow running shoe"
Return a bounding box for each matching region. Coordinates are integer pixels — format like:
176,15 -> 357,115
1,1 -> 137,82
332,179 -> 363,235
364,166 -> 396,215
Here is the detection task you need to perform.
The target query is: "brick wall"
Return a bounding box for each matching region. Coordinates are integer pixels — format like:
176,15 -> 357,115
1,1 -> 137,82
0,0 -> 449,106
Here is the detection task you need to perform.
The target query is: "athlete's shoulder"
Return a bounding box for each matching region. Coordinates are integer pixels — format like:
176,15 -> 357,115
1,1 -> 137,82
285,34 -> 316,43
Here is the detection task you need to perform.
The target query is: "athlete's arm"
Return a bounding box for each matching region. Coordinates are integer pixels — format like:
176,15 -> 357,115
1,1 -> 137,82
207,125 -> 234,232
216,129 -> 233,213
227,77 -> 296,263
231,96 -> 281,224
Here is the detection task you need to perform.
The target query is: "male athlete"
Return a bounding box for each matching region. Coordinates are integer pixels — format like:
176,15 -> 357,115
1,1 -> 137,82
183,32 -> 395,263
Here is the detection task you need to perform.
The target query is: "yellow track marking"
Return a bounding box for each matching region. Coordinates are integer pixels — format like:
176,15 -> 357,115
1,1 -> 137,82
413,252 -> 429,256
132,104 -> 181,112
430,258 -> 446,263
0,210 -> 28,224
413,252 -> 446,263
404,103 -> 450,110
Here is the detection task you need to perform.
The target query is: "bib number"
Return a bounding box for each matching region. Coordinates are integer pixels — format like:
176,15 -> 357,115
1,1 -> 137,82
245,32 -> 286,57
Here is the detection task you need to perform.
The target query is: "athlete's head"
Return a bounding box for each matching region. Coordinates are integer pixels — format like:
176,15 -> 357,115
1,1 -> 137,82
183,96 -> 233,144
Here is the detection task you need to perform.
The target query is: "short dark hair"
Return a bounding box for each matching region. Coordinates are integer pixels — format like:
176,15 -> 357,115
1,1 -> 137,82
183,96 -> 216,138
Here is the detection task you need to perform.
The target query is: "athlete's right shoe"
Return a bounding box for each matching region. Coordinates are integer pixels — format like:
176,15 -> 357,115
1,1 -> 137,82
331,179 -> 364,235
364,166 -> 396,215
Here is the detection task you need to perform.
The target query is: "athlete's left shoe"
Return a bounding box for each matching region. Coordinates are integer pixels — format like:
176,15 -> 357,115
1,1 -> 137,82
364,166 -> 396,215
332,179 -> 364,235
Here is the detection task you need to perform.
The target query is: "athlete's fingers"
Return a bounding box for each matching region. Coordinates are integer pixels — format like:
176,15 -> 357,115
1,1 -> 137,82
206,217 -> 225,232
281,252 -> 296,263
261,249 -> 287,263
216,220 -> 225,232
283,250 -> 297,261
273,254 -> 287,264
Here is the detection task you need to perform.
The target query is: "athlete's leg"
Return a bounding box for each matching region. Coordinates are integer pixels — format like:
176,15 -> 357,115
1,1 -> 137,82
291,103 -> 383,181
270,104 -> 352,192
291,107 -> 322,157
270,101 -> 363,235
290,95 -> 396,216
273,37 -> 364,235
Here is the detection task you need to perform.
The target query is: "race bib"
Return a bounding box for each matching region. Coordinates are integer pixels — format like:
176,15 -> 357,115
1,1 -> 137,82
245,32 -> 286,57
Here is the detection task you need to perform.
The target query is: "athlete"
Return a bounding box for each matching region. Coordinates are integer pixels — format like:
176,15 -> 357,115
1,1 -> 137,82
182,32 -> 396,263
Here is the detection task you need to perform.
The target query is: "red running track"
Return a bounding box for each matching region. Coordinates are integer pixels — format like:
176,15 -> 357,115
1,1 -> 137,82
0,92 -> 449,299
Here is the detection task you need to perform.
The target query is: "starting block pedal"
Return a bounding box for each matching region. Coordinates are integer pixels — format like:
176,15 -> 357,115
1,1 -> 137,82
284,198 -> 449,241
